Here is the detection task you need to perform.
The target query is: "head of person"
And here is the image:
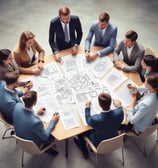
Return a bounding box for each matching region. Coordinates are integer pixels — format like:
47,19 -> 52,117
4,71 -> 19,86
124,30 -> 138,48
22,90 -> 37,108
59,6 -> 70,24
98,93 -> 112,111
0,49 -> 13,65
19,31 -> 35,50
98,12 -> 110,29
145,73 -> 158,98
141,55 -> 158,72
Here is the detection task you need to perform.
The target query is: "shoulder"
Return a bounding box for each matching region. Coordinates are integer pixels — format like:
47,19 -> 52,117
50,16 -> 60,24
107,22 -> 117,31
135,42 -> 145,51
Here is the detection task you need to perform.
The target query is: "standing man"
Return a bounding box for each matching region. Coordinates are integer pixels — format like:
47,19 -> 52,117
49,6 -> 83,63
113,30 -> 145,72
85,12 -> 117,62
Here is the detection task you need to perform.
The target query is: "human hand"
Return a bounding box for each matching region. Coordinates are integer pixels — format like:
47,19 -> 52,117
52,112 -> 60,122
38,61 -> 44,70
114,61 -> 122,69
37,107 -> 46,115
113,99 -> 121,107
127,83 -> 136,90
32,68 -> 42,75
24,81 -> 33,90
71,46 -> 78,56
54,53 -> 62,63
85,100 -> 91,107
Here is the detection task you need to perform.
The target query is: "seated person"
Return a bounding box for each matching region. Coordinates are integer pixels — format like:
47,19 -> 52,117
0,71 -> 30,124
120,73 -> 158,135
74,93 -> 123,159
0,49 -> 19,80
49,6 -> 83,63
13,31 -> 45,75
13,90 -> 59,155
113,30 -> 145,72
0,49 -> 33,87
140,54 -> 158,82
85,12 -> 117,62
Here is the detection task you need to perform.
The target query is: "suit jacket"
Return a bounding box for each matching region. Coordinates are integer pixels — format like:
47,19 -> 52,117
128,86 -> 158,132
113,41 -> 145,72
49,15 -> 83,53
85,21 -> 117,56
0,81 -> 23,124
13,102 -> 56,147
85,106 -> 123,146
13,39 -> 45,68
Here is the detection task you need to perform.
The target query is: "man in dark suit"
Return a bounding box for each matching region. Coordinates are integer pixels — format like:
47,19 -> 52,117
49,6 -> 83,63
113,30 -> 145,72
85,12 -> 117,62
74,93 -> 123,159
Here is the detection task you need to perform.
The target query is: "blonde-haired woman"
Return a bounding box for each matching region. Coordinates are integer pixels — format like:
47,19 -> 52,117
13,31 -> 45,75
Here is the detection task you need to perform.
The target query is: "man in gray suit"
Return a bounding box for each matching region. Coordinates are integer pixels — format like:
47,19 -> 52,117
113,30 -> 145,72
85,12 -> 117,62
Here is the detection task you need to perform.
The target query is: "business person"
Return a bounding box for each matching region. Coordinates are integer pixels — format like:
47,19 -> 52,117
13,90 -> 60,155
0,71 -> 30,124
74,93 -> 123,159
120,73 -> 158,134
13,31 -> 45,75
140,54 -> 158,82
113,30 -> 145,72
49,6 -> 83,62
85,12 -> 117,62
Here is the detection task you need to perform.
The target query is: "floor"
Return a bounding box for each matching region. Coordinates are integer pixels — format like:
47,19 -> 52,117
0,0 -> 158,168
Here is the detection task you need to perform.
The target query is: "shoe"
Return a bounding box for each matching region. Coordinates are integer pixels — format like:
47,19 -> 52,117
73,138 -> 81,149
46,148 -> 59,156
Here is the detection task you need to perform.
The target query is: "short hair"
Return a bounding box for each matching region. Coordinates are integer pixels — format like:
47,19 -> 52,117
0,49 -> 11,64
4,71 -> 19,85
143,55 -> 158,72
59,6 -> 70,16
22,91 -> 37,108
125,30 -> 138,41
98,93 -> 111,111
19,31 -> 35,50
99,12 -> 110,22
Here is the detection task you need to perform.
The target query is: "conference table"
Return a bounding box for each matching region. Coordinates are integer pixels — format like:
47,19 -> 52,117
19,46 -> 142,158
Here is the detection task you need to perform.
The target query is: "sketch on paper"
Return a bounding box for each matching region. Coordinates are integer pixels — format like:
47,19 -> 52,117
59,105 -> 80,129
40,62 -> 63,79
89,57 -> 113,78
101,68 -> 128,91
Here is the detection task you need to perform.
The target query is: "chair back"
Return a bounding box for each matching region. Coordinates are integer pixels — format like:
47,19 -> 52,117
0,111 -> 13,129
96,133 -> 125,154
12,135 -> 41,155
145,47 -> 158,58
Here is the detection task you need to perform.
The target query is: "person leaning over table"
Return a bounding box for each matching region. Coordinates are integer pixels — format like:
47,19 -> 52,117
85,12 -> 117,62
119,73 -> 158,135
139,54 -> 158,82
73,92 -> 124,159
0,49 -> 33,88
13,90 -> 60,156
49,6 -> 83,63
0,71 -> 32,125
113,30 -> 145,73
13,31 -> 45,75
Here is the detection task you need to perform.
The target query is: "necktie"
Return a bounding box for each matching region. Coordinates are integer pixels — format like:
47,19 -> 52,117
64,24 -> 69,43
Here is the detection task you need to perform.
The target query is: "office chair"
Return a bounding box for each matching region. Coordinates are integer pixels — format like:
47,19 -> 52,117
145,47 -> 158,58
0,110 -> 14,139
126,122 -> 158,157
84,133 -> 125,167
12,135 -> 56,167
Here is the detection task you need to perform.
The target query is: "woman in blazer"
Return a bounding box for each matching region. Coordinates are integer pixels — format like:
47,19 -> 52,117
13,31 -> 45,75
